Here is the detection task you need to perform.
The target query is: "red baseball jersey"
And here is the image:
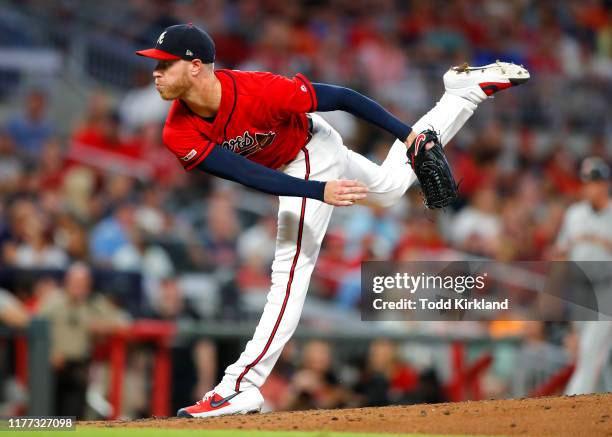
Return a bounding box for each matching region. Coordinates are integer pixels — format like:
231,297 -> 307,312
162,70 -> 318,171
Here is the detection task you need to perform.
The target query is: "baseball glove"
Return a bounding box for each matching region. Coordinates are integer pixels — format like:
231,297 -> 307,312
406,129 -> 458,209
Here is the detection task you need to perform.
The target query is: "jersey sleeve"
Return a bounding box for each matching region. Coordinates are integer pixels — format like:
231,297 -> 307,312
162,122 -> 215,171
264,73 -> 317,121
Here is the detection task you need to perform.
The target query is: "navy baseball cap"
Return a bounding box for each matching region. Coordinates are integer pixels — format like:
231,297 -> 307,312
136,24 -> 215,62
580,156 -> 610,182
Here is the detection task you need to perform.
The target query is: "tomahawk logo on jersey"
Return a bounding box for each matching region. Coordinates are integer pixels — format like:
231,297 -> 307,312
162,70 -> 317,171
220,130 -> 277,157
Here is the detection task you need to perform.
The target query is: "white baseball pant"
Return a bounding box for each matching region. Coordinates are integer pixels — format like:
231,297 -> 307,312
217,92 -> 478,393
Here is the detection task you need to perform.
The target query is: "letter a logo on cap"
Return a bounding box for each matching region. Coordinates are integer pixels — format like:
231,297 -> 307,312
157,31 -> 167,45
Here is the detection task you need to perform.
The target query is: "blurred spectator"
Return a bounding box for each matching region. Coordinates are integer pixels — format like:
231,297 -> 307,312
453,125 -> 503,200
0,132 -> 23,195
544,146 -> 582,199
71,91 -> 112,147
0,288 -> 30,328
394,214 -> 449,260
73,108 -> 142,158
119,70 -> 171,132
401,368 -> 448,404
237,215 -> 276,293
23,277 -> 61,313
112,228 -> 174,279
135,122 -> 184,187
5,89 -> 53,158
3,199 -> 68,269
200,195 -> 240,269
343,205 -> 401,259
354,339 -> 418,406
38,263 -> 130,418
260,340 -> 296,411
54,213 -> 90,261
314,231 -> 355,298
150,278 -> 216,414
70,92 -> 151,180
34,139 -> 68,193
451,185 -> 501,257
134,185 -> 170,238
286,340 -> 349,410
495,196 -> 536,261
89,202 -> 137,266
11,209 -> 69,269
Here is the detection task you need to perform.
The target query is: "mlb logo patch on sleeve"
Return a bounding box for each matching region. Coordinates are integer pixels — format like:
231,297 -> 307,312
181,149 -> 197,161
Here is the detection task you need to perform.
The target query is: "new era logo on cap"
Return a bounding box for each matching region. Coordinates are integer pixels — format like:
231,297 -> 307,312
136,24 -> 215,62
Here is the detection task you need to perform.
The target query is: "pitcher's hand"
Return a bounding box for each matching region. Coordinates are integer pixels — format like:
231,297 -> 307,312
324,180 -> 368,206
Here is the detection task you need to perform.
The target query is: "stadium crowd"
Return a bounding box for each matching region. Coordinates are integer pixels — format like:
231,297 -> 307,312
1,0 -> 610,419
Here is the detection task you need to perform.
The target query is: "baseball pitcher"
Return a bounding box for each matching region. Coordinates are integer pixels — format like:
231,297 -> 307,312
136,23 -> 529,417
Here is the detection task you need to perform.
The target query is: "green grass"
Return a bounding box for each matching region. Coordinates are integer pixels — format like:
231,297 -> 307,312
12,429 -> 471,437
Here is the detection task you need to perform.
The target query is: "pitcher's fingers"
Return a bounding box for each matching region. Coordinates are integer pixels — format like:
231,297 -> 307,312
336,200 -> 355,207
339,186 -> 368,195
348,180 -> 368,189
340,193 -> 367,201
339,179 -> 367,189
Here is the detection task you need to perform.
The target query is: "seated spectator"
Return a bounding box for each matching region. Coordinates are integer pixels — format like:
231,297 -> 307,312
73,111 -> 141,158
451,186 -> 501,257
3,199 -> 68,269
54,213 -> 89,261
354,339 -> 418,406
118,69 -> 171,132
286,340 -> 349,410
453,125 -> 503,200
200,196 -> 240,269
343,205 -> 401,259
401,368 -> 448,405
544,146 -> 581,199
314,231 -> 354,298
70,91 -> 112,148
237,216 -> 276,294
394,215 -> 448,261
533,200 -> 566,259
12,211 -> 69,269
260,341 -> 296,411
89,202 -> 136,266
495,196 -> 536,261
70,92 -> 151,179
112,228 -> 174,279
5,89 -> 52,158
0,132 -> 23,195
34,139 -> 68,192
135,122 -> 184,187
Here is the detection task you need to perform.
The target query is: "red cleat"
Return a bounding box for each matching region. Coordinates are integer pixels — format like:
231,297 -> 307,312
177,388 -> 264,418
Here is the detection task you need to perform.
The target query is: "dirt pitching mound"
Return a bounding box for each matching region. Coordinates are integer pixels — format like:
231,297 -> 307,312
83,393 -> 612,436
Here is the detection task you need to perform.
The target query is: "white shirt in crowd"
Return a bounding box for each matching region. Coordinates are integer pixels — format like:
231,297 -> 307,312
556,201 -> 612,261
